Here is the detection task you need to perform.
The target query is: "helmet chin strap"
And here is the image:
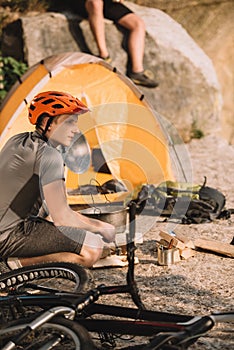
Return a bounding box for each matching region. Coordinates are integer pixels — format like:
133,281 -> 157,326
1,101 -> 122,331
36,117 -> 53,141
44,117 -> 53,135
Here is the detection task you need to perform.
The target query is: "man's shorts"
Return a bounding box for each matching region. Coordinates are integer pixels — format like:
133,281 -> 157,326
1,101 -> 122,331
73,0 -> 133,23
0,218 -> 86,259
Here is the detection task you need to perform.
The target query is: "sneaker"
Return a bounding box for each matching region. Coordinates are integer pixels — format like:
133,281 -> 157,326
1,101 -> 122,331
127,70 -> 159,88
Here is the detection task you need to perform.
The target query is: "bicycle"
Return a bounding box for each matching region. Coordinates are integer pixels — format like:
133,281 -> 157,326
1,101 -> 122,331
0,200 -> 233,349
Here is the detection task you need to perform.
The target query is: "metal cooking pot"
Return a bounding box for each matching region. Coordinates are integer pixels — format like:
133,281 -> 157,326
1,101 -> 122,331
80,205 -> 127,234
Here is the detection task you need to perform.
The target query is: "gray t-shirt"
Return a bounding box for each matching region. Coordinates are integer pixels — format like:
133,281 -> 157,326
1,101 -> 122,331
0,131 -> 64,239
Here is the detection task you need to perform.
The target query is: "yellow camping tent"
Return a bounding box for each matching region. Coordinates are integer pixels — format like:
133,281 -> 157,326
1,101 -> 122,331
0,52 -> 188,207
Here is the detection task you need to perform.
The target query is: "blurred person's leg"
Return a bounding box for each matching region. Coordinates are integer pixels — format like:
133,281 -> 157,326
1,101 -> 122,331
118,12 -> 158,88
118,13 -> 145,74
85,0 -> 109,59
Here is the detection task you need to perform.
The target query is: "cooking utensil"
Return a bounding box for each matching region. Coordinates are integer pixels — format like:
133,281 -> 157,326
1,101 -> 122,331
80,205 -> 127,234
157,245 -> 180,265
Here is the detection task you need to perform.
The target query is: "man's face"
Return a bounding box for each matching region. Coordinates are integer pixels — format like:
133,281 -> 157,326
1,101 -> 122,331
49,114 -> 79,147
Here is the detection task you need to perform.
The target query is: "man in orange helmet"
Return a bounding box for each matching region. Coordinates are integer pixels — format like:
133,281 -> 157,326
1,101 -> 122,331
0,91 -> 115,269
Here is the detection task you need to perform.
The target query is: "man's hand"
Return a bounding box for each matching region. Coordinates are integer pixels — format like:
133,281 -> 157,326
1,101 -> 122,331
75,211 -> 116,243
96,220 -> 116,243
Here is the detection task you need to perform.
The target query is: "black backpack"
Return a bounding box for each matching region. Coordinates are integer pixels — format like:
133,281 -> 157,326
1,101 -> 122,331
143,179 -> 233,224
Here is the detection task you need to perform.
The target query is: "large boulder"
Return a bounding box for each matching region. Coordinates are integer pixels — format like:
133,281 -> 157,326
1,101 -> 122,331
135,0 -> 234,144
126,2 -> 222,142
1,3 -> 222,142
1,12 -> 82,64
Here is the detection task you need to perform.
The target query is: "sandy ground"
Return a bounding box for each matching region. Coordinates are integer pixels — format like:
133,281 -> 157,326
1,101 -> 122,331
1,134 -> 232,349
92,134 -> 234,349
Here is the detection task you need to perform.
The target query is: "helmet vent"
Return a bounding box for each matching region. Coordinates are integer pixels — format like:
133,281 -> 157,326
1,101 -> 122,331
52,103 -> 64,109
42,98 -> 55,105
51,92 -> 64,96
34,96 -> 44,102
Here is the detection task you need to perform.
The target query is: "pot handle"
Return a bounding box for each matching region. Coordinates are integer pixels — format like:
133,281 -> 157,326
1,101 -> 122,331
89,179 -> 111,211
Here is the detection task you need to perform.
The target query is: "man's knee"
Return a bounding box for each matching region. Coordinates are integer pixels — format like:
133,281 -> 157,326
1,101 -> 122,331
79,247 -> 102,267
79,232 -> 104,267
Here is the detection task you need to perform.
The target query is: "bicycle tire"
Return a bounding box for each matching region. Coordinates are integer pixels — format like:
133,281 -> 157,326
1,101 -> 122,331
0,262 -> 90,294
0,316 -> 95,350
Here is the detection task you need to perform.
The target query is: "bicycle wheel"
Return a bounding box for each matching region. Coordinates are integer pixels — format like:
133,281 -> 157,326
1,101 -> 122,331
0,316 -> 95,350
0,262 -> 90,294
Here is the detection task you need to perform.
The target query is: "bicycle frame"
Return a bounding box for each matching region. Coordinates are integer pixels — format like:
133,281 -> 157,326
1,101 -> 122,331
0,290 -> 232,349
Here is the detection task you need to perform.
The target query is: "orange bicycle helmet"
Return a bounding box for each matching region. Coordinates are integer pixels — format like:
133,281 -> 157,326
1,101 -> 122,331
28,91 -> 89,125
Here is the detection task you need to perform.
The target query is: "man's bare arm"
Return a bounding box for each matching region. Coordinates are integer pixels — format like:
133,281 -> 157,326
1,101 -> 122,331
43,179 -> 115,242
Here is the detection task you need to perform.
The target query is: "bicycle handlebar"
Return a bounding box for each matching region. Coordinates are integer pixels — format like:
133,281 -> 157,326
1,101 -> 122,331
180,315 -> 214,338
149,312 -> 234,349
210,311 -> 234,323
148,316 -> 213,349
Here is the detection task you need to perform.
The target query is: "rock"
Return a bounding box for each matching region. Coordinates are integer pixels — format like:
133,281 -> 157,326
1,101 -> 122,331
1,12 -> 82,64
125,2 -> 222,142
134,0 -> 234,144
1,4 -> 222,141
